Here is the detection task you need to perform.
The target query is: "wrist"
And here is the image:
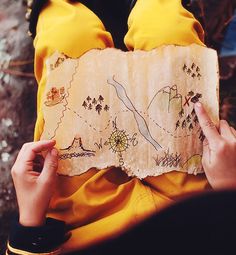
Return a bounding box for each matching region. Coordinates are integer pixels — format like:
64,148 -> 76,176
19,214 -> 46,227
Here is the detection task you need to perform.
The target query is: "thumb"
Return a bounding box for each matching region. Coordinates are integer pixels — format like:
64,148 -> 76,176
39,148 -> 58,182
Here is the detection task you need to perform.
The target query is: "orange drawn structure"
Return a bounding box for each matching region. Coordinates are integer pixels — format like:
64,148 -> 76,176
45,87 -> 65,107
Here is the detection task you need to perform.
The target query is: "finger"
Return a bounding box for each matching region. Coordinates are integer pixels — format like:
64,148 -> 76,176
202,142 -> 211,169
39,148 -> 58,183
32,140 -> 56,153
194,103 -> 221,146
18,140 -> 56,163
230,126 -> 236,138
219,120 -> 236,142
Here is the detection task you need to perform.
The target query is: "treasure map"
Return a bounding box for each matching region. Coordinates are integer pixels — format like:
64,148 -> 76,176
41,44 -> 219,178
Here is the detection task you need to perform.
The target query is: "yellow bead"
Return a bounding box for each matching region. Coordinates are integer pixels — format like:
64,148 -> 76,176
25,9 -> 32,21
27,31 -> 33,37
27,0 -> 33,8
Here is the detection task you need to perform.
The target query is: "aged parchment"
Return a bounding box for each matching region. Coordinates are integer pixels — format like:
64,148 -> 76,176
41,44 -> 219,178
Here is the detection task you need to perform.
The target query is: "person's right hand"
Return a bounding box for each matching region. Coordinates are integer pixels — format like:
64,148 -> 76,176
194,103 -> 236,190
11,140 -> 58,227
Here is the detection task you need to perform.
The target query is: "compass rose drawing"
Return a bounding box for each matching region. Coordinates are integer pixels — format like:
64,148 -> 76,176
104,117 -> 138,166
107,129 -> 130,154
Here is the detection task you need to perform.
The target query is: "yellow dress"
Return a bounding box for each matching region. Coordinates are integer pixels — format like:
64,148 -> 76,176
33,0 -> 209,253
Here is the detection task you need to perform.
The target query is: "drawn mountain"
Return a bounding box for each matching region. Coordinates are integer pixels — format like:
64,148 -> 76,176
148,85 -> 183,114
59,134 -> 95,159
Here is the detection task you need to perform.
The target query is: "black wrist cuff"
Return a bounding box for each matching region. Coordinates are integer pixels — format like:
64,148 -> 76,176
8,215 -> 66,253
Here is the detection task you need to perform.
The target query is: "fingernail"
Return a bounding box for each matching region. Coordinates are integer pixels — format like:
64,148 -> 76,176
51,148 -> 58,156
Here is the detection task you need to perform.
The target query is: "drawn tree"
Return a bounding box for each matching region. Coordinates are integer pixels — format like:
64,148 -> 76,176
191,63 -> 196,69
104,104 -> 109,111
98,95 -> 104,103
86,96 -> 91,102
96,104 -> 103,114
186,114 -> 191,123
196,93 -> 202,99
182,120 -> 187,129
193,115 -> 199,125
191,93 -> 202,103
199,131 -> 205,142
92,98 -> 97,105
191,108 -> 196,116
82,101 -> 87,109
191,96 -> 197,103
175,120 -> 180,130
88,103 -> 93,110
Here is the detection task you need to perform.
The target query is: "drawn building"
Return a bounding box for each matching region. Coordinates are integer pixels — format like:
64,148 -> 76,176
45,87 -> 65,107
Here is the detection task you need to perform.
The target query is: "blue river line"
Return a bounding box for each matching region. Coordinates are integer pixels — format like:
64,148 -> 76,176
107,76 -> 162,150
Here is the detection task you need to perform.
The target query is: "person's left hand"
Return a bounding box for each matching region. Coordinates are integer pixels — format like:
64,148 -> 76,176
11,140 -> 58,227
195,103 -> 236,190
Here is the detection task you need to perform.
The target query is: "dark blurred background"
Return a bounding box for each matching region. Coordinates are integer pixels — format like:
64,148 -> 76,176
0,0 -> 236,253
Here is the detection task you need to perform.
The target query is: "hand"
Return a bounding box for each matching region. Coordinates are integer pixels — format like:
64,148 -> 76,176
11,140 -> 58,226
194,103 -> 236,190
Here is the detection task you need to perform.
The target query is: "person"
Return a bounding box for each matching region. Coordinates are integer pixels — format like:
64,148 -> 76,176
7,103 -> 236,255
6,0 -> 236,254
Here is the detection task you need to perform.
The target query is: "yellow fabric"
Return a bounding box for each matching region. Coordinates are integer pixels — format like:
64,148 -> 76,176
33,0 -> 210,253
7,242 -> 62,255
